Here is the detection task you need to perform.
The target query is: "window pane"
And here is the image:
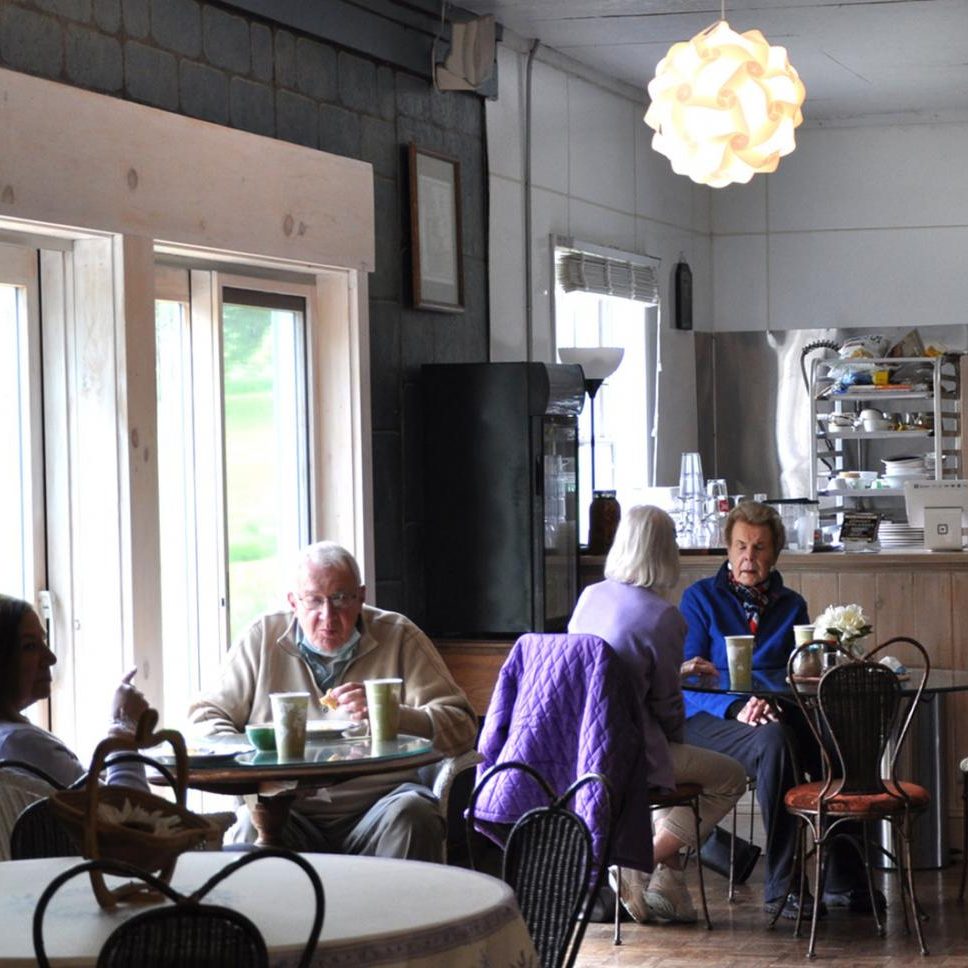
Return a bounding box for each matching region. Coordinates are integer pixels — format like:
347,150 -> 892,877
155,298 -> 197,719
222,298 -> 309,642
556,289 -> 650,544
0,284 -> 28,596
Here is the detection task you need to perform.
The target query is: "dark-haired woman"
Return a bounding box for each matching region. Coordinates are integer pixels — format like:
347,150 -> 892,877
0,594 -> 147,789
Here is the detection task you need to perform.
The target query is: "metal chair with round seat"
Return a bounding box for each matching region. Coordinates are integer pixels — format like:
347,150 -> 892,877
772,636 -> 931,959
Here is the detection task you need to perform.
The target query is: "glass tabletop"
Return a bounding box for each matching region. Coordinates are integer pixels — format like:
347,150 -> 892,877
682,667 -> 968,699
149,733 -> 436,774
232,734 -> 436,770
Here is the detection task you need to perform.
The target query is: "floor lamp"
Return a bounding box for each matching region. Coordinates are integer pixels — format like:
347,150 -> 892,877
557,347 -> 625,552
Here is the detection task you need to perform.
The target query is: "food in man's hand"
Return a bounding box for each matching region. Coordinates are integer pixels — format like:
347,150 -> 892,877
321,689 -> 339,710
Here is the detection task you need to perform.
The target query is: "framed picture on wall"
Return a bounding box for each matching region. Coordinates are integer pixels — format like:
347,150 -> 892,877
408,144 -> 464,312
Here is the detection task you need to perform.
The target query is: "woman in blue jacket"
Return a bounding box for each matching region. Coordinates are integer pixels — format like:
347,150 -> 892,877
680,502 -> 878,920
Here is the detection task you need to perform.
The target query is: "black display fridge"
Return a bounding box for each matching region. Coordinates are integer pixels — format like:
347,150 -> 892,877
422,362 -> 585,636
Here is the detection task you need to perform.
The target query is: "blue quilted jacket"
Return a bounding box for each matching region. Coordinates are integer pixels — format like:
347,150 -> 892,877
475,632 -> 654,873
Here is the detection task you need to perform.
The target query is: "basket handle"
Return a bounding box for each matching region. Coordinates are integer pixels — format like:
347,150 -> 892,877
82,708 -> 190,858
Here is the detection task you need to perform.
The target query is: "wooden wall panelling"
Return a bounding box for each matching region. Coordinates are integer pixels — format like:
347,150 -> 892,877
435,641 -> 512,717
795,570 -> 840,619
873,570 -> 916,659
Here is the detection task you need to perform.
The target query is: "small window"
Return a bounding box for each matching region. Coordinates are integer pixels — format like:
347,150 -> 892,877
554,242 -> 660,546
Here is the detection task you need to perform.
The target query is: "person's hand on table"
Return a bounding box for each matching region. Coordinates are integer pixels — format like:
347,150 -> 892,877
329,681 -> 367,722
680,657 -> 718,679
735,696 -> 779,727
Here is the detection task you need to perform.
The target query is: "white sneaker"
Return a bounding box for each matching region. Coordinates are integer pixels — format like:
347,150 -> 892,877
609,866 -> 653,924
644,863 -> 698,924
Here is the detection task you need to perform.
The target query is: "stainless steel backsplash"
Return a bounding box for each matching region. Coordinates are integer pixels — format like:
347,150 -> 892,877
695,326 -> 968,501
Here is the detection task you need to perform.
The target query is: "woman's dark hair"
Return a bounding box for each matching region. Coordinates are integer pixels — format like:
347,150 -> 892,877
0,595 -> 32,716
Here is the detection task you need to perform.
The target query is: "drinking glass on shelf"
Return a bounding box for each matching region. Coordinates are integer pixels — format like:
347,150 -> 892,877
706,478 -> 729,514
679,452 -> 705,500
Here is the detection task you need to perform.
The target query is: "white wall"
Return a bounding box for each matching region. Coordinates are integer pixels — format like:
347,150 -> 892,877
711,122 -> 968,332
486,43 -> 711,483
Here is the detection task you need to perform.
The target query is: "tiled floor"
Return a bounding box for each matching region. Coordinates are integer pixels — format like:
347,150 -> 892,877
575,858 -> 968,965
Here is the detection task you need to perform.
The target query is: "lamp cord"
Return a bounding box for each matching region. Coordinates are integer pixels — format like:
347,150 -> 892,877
589,391 -> 597,493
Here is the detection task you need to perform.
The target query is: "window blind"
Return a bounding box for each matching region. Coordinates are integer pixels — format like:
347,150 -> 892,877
556,250 -> 659,305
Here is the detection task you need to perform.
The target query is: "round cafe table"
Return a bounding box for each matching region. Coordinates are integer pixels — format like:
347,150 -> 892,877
0,852 -> 538,967
151,733 -> 444,846
683,666 -> 968,869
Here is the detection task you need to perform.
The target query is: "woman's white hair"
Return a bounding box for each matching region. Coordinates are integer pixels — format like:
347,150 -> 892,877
298,541 -> 362,586
603,504 -> 680,591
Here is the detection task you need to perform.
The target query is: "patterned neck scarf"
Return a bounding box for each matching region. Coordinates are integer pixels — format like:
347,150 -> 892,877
726,570 -> 773,633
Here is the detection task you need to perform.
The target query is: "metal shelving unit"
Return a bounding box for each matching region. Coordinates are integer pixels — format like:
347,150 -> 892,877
808,355 -> 965,515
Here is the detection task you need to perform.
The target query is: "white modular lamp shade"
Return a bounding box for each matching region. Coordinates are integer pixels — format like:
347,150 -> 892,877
557,347 -> 625,382
644,20 -> 806,188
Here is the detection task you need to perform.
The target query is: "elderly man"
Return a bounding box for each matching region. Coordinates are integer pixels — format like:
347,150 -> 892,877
188,541 -> 477,861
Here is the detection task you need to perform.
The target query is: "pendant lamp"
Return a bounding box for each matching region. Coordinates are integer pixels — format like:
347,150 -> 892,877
644,16 -> 806,188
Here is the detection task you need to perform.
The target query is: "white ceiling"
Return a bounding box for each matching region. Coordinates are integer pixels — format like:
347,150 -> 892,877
457,0 -> 968,124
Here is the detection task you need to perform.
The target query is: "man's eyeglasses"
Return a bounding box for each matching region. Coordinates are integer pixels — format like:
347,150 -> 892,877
296,592 -> 359,612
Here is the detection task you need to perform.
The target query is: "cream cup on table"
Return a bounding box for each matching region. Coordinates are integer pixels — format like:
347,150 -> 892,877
793,624 -> 816,647
724,635 -> 754,691
269,691 -> 310,761
364,678 -> 403,742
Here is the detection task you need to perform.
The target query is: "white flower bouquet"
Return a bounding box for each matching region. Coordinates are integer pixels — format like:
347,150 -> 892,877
813,603 -> 872,657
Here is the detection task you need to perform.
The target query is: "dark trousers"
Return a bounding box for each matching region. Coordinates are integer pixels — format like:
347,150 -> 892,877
685,707 -> 859,901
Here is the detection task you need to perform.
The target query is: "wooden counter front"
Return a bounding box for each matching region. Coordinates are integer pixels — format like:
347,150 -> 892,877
434,639 -> 514,716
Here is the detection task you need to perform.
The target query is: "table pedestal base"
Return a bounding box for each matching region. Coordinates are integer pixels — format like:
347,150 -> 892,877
250,794 -> 297,847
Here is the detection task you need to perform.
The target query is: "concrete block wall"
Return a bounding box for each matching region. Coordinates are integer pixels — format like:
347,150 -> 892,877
0,0 -> 488,621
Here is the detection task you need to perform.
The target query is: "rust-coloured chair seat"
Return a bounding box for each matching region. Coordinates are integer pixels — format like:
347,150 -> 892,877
785,779 -> 930,816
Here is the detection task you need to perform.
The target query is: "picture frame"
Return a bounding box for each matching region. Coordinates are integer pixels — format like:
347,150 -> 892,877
408,144 -> 464,312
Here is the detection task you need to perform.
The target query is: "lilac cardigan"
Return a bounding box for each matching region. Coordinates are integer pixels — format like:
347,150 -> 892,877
475,632 -> 654,873
569,579 -> 686,793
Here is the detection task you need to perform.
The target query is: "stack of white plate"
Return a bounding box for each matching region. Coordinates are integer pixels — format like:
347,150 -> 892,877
881,456 -> 928,489
878,521 -> 924,548
882,455 -> 926,476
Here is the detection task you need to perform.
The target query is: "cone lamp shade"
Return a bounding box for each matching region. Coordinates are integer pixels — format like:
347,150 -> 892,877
644,19 -> 806,188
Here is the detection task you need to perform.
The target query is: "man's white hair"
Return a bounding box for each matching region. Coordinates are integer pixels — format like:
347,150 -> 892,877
298,541 -> 362,586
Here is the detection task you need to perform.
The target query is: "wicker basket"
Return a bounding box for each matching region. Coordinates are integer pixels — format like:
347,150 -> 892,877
49,785 -> 215,871
47,709 -> 219,907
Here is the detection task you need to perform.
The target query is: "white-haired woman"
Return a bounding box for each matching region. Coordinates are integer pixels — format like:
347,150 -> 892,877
569,505 -> 746,925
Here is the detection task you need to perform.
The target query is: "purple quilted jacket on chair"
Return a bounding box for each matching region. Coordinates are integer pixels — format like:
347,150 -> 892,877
475,632 -> 654,873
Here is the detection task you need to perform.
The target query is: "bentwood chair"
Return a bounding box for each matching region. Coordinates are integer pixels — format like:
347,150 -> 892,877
33,849 -> 325,968
467,761 -> 612,968
774,637 -> 931,958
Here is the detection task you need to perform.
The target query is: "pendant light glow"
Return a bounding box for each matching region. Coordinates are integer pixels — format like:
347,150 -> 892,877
644,19 -> 806,188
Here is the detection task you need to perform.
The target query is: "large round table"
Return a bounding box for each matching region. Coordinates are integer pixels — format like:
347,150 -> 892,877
1,852 -> 538,967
